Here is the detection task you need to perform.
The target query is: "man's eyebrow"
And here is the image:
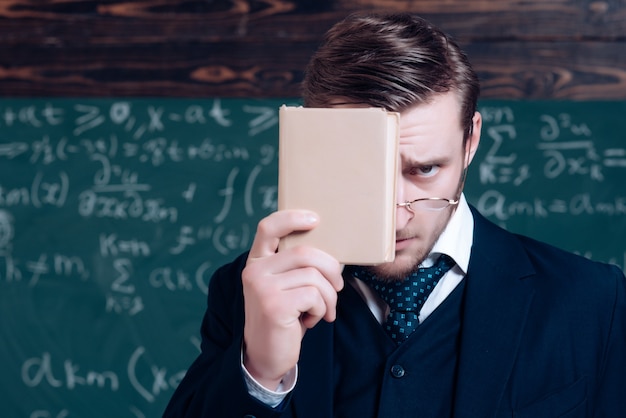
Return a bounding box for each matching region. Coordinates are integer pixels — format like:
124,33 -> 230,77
400,155 -> 450,167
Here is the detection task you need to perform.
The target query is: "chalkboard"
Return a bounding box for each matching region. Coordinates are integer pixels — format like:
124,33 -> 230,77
0,98 -> 624,418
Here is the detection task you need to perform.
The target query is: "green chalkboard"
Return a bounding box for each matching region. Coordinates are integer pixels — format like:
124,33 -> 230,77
0,98 -> 624,417
465,100 -> 626,265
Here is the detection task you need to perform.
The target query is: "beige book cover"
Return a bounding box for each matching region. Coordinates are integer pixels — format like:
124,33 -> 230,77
277,106 -> 399,265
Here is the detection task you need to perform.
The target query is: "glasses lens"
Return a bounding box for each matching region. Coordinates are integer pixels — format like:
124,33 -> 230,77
412,198 -> 451,211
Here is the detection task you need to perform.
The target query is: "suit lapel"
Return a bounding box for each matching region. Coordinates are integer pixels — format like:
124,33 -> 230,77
453,208 -> 536,417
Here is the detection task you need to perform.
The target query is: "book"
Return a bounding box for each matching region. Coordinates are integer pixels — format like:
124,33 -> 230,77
277,106 -> 400,265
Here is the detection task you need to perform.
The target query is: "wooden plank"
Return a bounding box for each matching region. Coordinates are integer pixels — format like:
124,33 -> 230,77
0,0 -> 624,43
0,39 -> 310,97
467,41 -> 626,99
0,40 -> 624,99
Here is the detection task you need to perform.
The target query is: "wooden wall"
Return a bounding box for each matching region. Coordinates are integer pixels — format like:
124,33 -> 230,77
1,0 -> 625,99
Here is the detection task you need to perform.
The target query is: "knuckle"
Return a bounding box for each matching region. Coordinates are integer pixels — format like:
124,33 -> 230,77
255,216 -> 273,236
241,263 -> 259,285
290,245 -> 312,258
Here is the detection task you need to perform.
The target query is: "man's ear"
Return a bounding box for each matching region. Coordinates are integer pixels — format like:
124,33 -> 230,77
464,111 -> 482,168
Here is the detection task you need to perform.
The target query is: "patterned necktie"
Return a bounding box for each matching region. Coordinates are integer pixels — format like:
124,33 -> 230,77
348,254 -> 456,344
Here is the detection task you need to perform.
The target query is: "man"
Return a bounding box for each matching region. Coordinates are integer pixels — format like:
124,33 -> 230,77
164,12 -> 626,417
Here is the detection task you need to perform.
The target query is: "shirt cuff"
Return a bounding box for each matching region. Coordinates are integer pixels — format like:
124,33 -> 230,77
241,356 -> 297,408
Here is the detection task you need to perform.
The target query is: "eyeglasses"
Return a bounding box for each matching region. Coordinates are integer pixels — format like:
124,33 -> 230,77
396,197 -> 459,212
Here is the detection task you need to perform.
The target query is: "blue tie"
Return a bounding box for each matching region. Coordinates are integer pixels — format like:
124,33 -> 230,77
348,254 -> 456,344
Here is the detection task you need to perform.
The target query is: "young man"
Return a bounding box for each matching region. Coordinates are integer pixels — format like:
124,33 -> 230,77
164,13 -> 626,417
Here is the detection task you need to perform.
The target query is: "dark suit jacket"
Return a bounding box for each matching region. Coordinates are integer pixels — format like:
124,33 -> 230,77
164,207 -> 626,417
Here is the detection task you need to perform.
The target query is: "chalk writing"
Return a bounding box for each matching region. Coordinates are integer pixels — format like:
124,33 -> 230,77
1,253 -> 90,286
22,352 -> 119,392
127,346 -> 187,403
539,113 -> 592,141
21,346 -> 188,416
0,103 -> 64,128
476,190 -> 626,221
0,171 -> 69,208
78,190 -> 178,223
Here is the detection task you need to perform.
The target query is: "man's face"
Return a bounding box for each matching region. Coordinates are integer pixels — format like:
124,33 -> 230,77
371,91 -> 481,280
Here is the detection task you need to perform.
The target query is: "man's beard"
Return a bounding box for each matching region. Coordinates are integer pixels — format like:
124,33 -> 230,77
366,248 -> 432,282
366,206 -> 454,282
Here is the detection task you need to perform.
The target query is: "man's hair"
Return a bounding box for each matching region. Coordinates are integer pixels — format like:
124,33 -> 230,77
302,12 -> 480,140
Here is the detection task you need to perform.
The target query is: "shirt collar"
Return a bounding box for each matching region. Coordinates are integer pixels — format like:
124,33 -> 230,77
426,193 -> 473,275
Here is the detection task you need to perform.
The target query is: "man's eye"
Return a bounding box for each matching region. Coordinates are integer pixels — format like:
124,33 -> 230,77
409,165 -> 439,177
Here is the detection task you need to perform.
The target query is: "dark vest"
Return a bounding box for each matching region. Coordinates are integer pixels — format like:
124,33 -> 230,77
332,278 -> 467,418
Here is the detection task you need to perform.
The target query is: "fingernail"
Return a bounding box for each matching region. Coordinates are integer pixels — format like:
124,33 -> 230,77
305,213 -> 319,224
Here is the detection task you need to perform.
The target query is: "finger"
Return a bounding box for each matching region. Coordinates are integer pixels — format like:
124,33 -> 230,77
277,266 -> 340,321
282,285 -> 331,330
290,276 -> 337,322
246,245 -> 344,292
248,210 -> 319,260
